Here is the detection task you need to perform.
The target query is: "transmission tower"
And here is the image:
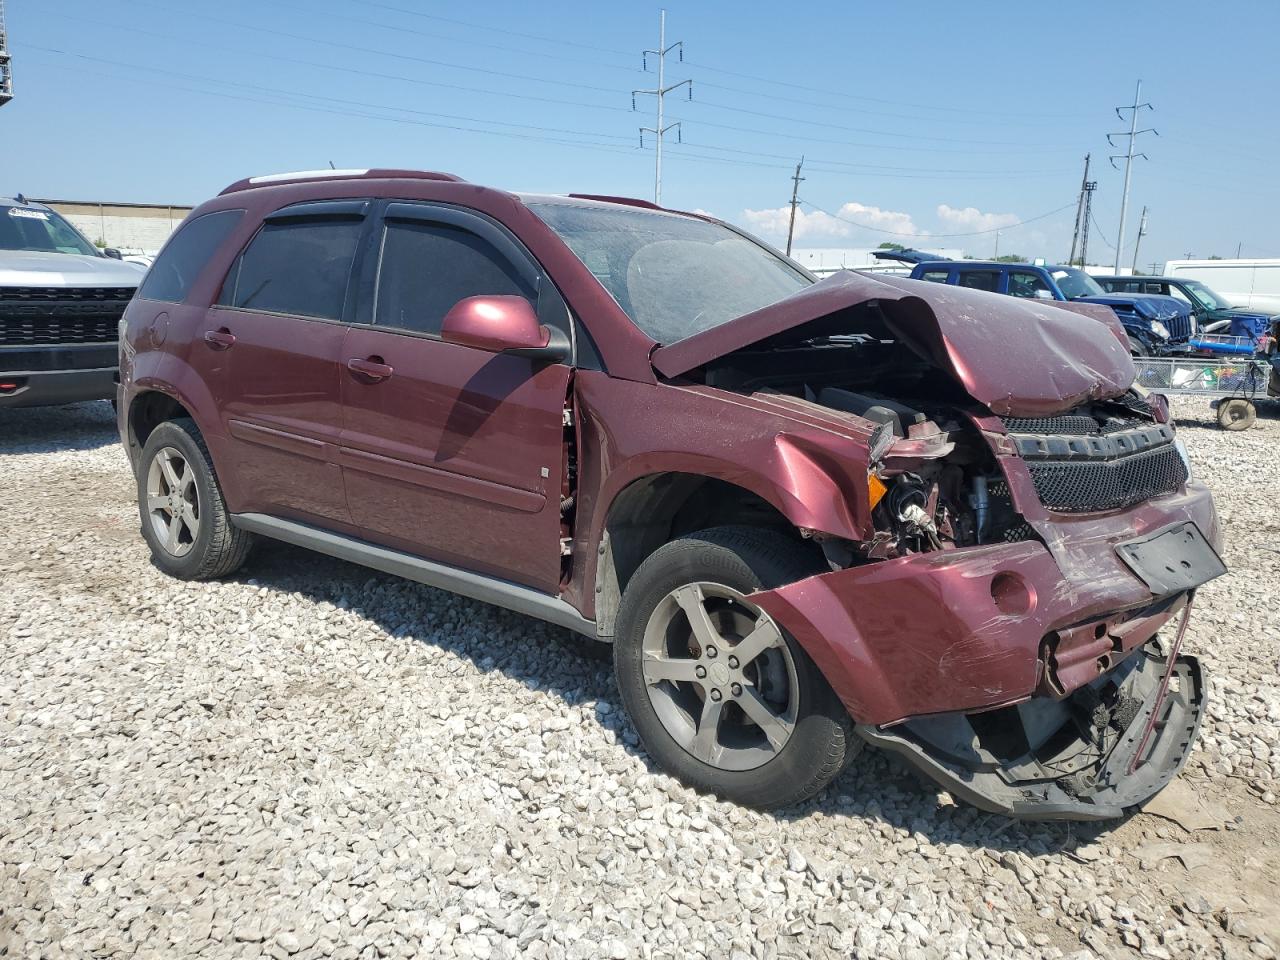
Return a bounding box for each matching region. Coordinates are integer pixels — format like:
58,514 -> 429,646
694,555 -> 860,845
632,10 -> 691,206
1107,80 -> 1157,273
1068,154 -> 1091,265
0,0 -> 13,109
1079,179 -> 1097,267
785,157 -> 804,257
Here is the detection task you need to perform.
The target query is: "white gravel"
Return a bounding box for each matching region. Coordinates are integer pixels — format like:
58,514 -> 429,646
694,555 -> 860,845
2,397 -> 1279,960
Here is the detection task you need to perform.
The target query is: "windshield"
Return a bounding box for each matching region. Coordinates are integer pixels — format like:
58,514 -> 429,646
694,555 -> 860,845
1050,267 -> 1105,299
0,205 -> 100,257
1182,280 -> 1231,310
528,201 -> 811,343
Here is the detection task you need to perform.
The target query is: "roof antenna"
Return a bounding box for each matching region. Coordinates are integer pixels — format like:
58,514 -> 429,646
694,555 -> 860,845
328,160 -> 335,169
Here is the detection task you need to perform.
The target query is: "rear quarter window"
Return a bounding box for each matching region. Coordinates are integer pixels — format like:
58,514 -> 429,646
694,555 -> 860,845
918,270 -> 950,283
138,209 -> 244,303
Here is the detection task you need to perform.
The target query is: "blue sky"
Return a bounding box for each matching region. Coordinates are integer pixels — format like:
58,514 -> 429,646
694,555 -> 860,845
3,0 -> 1277,266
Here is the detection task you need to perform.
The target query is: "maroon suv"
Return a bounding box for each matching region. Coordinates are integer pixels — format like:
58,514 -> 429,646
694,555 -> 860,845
118,169 -> 1225,818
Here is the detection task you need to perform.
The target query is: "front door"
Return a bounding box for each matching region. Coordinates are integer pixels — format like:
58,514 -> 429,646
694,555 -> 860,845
204,200 -> 370,525
338,203 -> 571,593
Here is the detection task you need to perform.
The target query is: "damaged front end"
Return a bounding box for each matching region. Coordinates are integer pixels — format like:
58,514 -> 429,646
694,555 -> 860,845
658,272 -> 1227,820
862,618 -> 1205,821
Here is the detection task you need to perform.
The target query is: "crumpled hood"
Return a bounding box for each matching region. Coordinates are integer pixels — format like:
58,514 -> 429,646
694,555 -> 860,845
651,271 -> 1136,417
1078,293 -> 1188,322
0,250 -> 145,286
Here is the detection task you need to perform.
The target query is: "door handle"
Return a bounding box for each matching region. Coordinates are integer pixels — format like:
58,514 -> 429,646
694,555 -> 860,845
346,357 -> 394,382
204,329 -> 236,351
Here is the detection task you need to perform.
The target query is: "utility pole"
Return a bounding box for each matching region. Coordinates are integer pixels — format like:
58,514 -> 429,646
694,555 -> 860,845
785,157 -> 805,257
1130,206 -> 1148,274
1068,154 -> 1090,265
632,10 -> 691,206
0,0 -> 13,108
1079,179 -> 1097,267
1108,80 -> 1157,274
1236,241 -> 1243,258
994,230 -> 1000,260
1149,261 -> 1160,276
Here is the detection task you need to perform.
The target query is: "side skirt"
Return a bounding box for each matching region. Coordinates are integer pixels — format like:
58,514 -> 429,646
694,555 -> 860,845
230,512 -> 598,639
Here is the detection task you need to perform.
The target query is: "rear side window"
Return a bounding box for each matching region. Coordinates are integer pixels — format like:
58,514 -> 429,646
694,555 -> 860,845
374,221 -> 534,335
221,218 -> 363,320
139,209 -> 244,303
957,270 -> 999,292
919,270 -> 950,283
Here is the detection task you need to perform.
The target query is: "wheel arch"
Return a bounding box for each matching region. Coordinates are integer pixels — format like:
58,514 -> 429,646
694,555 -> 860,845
592,470 -> 825,637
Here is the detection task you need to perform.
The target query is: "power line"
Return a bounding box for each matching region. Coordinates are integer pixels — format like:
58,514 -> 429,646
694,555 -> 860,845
800,199 -> 1076,239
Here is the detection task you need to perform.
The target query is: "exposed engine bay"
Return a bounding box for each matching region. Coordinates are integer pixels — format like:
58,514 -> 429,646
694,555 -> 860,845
697,316 -> 1173,564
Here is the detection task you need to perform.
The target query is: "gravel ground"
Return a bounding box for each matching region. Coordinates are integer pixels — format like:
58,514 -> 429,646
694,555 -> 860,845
2,397 -> 1279,960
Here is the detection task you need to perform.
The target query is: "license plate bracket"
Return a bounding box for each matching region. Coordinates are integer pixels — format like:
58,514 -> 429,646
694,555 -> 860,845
1116,521 -> 1226,596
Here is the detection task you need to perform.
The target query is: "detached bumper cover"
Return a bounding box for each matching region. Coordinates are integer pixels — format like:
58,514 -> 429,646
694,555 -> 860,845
859,642 -> 1205,820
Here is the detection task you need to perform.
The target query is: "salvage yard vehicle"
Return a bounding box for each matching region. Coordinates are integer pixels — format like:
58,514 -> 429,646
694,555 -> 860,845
1,195 -> 143,408
1097,273 -> 1277,344
118,169 -> 1226,819
909,259 -> 1195,355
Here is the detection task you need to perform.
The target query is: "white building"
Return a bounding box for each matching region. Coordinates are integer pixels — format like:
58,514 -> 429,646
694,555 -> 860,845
35,198 -> 193,256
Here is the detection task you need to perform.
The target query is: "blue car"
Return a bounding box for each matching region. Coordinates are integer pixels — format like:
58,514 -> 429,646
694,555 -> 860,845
907,260 -> 1194,355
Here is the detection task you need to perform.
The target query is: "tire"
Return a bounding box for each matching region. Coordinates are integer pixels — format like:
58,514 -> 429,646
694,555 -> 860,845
614,526 -> 858,809
136,418 -> 253,580
1217,397 -> 1256,431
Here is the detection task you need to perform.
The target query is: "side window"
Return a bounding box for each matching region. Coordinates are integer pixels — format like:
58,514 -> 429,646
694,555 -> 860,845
957,270 -> 999,292
221,218 -> 363,320
1008,271 -> 1052,299
1156,283 -> 1191,304
139,209 -> 244,303
374,220 -> 535,335
918,270 -> 950,284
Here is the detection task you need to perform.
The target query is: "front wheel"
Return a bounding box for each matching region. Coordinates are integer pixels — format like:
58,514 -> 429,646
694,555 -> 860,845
614,527 -> 857,809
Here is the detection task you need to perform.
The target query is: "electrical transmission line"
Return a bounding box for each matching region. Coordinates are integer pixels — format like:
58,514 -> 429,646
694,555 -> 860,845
1108,80 -> 1157,273
632,10 -> 691,205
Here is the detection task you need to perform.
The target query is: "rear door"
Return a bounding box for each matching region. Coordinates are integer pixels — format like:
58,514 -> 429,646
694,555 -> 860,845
338,202 -> 573,592
205,200 -> 369,524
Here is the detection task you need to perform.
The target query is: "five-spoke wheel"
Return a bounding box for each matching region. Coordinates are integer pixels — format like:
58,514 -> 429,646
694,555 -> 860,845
145,447 -> 200,557
614,526 -> 858,809
642,582 -> 798,770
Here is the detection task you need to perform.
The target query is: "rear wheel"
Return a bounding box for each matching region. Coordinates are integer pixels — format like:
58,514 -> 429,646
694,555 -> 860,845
614,526 -> 857,809
137,419 -> 253,579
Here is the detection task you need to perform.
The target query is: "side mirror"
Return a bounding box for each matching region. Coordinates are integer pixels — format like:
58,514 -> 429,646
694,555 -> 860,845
103,247 -> 123,260
440,296 -> 568,361
1033,289 -> 1054,300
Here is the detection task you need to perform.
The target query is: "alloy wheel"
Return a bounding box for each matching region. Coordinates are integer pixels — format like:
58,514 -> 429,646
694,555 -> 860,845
145,447 -> 200,557
641,581 -> 799,771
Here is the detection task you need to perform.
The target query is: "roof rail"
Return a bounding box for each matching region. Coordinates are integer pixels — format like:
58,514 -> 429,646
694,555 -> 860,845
219,168 -> 465,196
567,193 -> 664,211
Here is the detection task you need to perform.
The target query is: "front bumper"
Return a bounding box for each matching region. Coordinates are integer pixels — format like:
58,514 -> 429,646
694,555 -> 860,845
861,639 -> 1204,820
750,481 -> 1222,819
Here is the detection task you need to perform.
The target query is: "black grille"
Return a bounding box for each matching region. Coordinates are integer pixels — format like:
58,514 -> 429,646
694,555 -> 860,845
1003,403 -> 1187,513
1024,444 -> 1188,513
0,286 -> 134,346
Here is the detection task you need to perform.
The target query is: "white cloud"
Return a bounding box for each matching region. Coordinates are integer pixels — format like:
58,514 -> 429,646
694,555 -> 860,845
741,201 -> 920,244
935,204 -> 1020,233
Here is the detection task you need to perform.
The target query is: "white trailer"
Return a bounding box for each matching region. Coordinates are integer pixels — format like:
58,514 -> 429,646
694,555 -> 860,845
1164,258 -> 1280,314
